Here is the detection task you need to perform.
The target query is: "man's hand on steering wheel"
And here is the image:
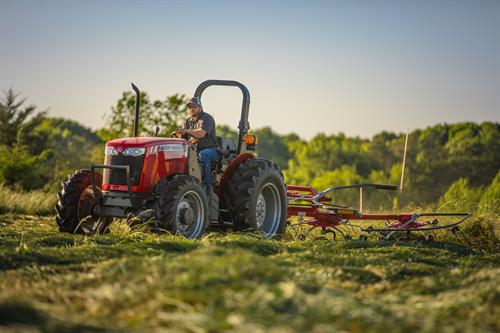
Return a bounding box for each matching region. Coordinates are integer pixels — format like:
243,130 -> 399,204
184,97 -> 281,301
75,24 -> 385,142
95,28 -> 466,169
171,128 -> 189,138
170,130 -> 182,138
171,129 -> 197,144
178,128 -> 195,139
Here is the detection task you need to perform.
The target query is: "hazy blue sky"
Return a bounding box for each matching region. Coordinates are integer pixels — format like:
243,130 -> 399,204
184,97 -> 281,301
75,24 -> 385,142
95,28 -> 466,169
1,0 -> 499,139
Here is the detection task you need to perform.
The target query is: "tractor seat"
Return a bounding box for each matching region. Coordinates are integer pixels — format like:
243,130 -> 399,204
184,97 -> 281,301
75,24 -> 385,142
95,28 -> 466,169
209,137 -> 237,173
217,136 -> 237,158
216,136 -> 224,155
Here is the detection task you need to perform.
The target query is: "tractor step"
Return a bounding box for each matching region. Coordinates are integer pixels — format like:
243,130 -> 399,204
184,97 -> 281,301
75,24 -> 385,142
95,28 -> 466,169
218,208 -> 233,225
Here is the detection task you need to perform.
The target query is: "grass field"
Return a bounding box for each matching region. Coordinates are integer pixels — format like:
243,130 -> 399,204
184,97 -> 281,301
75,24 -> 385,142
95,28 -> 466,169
0,214 -> 499,333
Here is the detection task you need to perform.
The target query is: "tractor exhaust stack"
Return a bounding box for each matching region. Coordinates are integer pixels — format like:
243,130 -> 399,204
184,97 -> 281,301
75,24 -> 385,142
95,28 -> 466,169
131,82 -> 140,137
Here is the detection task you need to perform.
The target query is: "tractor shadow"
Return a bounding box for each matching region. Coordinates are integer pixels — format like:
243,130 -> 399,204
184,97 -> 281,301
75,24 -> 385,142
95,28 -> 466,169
342,239 -> 474,256
0,301 -> 117,332
0,234 -> 200,271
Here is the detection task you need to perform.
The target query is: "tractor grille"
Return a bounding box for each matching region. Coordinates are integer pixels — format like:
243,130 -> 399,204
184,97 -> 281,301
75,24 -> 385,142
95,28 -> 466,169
106,155 -> 145,186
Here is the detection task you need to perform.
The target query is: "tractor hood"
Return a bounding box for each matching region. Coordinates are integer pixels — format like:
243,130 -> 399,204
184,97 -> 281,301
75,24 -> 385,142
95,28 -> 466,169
105,137 -> 186,148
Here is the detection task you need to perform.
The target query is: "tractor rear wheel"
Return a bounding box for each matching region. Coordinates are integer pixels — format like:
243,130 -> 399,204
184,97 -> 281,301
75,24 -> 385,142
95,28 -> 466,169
224,158 -> 287,238
154,175 -> 209,239
55,170 -> 112,235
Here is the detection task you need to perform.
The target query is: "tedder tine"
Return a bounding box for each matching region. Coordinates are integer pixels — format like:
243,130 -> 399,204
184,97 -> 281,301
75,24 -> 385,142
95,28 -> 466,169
450,226 -> 473,248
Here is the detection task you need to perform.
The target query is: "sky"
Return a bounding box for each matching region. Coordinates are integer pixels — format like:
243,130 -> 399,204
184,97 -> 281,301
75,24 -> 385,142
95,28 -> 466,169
0,0 -> 499,139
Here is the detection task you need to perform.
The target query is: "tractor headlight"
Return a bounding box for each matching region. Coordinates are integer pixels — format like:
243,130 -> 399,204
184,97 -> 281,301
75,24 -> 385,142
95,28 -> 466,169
105,146 -> 118,156
122,147 -> 146,156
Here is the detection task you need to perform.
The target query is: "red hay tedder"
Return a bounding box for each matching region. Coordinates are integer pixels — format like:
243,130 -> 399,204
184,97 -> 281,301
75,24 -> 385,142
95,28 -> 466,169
287,184 -> 470,241
55,80 -> 471,241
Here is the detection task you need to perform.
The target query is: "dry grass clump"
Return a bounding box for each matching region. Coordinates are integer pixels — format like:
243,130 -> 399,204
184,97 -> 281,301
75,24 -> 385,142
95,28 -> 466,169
0,184 -> 56,215
456,217 -> 500,253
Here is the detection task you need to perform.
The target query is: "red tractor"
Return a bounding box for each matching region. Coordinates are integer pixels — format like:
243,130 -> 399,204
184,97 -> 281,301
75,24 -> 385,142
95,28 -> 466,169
55,80 -> 287,239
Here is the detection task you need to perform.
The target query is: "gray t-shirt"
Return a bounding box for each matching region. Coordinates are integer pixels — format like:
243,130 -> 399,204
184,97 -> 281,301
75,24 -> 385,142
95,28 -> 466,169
185,111 -> 218,150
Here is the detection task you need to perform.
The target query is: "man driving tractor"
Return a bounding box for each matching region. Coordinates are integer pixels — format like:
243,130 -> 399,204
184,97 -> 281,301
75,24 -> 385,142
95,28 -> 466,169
177,97 -> 219,191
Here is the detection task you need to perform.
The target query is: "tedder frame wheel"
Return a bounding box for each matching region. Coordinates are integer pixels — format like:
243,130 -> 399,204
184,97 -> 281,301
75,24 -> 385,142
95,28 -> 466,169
224,158 -> 287,239
55,170 -> 112,235
154,175 -> 209,239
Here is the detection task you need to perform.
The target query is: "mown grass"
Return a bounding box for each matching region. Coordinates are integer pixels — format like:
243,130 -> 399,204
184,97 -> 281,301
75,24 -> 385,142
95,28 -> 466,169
0,214 -> 499,332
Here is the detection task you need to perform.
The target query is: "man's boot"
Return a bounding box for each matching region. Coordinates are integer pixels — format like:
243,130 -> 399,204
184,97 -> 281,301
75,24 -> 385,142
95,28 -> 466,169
205,184 -> 213,199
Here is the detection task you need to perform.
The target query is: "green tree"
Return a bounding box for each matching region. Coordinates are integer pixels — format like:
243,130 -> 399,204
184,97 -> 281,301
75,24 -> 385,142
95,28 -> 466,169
478,172 -> 500,217
438,178 -> 483,213
311,165 -> 363,207
253,127 -> 296,170
284,133 -> 369,185
99,90 -> 188,141
0,144 -> 51,190
0,89 -> 46,146
16,117 -> 104,191
216,124 -> 238,143
406,123 -> 499,205
0,89 -> 50,190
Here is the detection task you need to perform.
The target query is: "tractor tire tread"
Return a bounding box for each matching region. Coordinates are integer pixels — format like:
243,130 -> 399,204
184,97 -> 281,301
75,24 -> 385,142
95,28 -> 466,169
154,175 -> 208,239
55,169 -> 110,235
223,158 -> 287,237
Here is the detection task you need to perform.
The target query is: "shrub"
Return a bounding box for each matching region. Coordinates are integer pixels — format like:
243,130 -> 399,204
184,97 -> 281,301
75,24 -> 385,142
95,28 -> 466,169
478,172 -> 500,217
0,145 -> 51,191
438,178 -> 483,213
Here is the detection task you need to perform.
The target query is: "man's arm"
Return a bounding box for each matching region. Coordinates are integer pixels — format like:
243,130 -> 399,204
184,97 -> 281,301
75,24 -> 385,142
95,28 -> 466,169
178,128 -> 206,139
181,128 -> 206,139
179,114 -> 214,139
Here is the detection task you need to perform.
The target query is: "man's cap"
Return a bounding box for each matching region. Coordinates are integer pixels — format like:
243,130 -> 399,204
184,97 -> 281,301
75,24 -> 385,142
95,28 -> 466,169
187,97 -> 202,107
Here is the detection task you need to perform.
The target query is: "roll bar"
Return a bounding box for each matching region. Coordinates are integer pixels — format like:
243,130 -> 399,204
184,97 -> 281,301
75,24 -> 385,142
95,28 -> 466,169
194,80 -> 251,153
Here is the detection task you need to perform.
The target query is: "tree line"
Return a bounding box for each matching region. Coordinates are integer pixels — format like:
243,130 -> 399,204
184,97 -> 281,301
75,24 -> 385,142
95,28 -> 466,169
0,88 -> 498,214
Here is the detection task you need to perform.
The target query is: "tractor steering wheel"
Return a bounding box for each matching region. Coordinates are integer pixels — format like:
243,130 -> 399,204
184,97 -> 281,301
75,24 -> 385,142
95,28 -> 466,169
170,131 -> 182,138
170,131 -> 196,139
170,131 -> 197,144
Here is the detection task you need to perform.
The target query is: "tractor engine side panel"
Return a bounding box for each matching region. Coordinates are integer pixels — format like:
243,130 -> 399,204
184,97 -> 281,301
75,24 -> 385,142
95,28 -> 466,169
141,146 -> 189,190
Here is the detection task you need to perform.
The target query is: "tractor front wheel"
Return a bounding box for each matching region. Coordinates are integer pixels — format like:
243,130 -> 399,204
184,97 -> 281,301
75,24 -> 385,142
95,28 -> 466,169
154,175 -> 209,239
55,170 -> 112,235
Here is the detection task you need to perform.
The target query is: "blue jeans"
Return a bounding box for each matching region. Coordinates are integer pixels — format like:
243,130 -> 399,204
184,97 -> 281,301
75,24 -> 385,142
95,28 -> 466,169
198,147 -> 219,188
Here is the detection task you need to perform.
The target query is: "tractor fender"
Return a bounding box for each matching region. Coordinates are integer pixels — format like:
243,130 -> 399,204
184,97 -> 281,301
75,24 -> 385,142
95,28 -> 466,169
217,153 -> 255,197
